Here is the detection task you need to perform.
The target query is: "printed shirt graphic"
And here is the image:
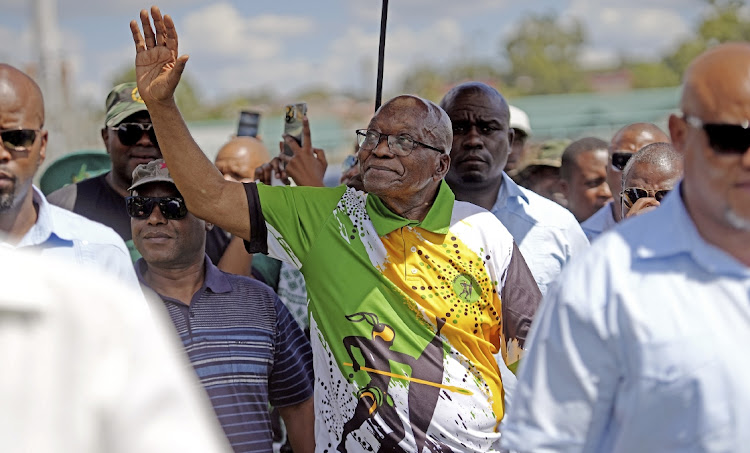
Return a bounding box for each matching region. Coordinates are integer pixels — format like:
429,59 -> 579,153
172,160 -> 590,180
255,182 -> 516,452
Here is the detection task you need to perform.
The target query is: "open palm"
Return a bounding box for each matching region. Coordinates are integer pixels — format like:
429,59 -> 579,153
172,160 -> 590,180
130,6 -> 188,105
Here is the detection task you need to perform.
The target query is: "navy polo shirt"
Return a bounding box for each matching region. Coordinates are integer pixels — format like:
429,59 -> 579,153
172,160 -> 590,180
137,256 -> 313,452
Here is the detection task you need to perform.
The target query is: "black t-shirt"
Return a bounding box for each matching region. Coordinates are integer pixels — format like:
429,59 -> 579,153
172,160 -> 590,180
47,173 -> 228,264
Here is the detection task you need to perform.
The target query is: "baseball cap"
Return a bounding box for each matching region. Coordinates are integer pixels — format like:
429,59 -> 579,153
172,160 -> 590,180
509,105 -> 532,137
105,82 -> 148,127
128,159 -> 175,192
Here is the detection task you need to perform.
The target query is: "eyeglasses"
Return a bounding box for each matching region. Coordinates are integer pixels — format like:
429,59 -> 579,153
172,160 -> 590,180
611,152 -> 633,171
684,115 -> 750,154
355,129 -> 444,156
126,196 -> 188,220
621,187 -> 671,208
341,154 -> 358,171
113,123 -> 158,147
1,128 -> 40,152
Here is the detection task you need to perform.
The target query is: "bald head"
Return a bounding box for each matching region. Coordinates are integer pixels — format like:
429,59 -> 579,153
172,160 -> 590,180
622,142 -> 683,189
373,95 -> 453,154
215,136 -> 270,182
610,123 -> 670,155
681,42 -> 750,123
0,64 -> 45,128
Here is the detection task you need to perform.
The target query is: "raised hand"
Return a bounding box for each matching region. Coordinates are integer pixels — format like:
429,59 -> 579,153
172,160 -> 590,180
278,117 -> 327,187
130,6 -> 188,105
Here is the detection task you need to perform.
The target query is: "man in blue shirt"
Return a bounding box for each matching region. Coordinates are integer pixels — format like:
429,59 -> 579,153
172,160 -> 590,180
440,82 -> 589,297
130,159 -> 314,453
0,63 -> 138,288
502,42 -> 750,452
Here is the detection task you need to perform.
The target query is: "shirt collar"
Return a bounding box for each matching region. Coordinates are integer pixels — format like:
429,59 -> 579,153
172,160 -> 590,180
14,186 -> 73,248
493,172 -> 530,211
367,180 -> 455,236
631,182 -> 750,277
136,254 -> 233,296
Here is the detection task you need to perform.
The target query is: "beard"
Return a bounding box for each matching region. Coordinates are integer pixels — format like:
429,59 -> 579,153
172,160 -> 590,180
725,207 -> 750,232
0,176 -> 16,212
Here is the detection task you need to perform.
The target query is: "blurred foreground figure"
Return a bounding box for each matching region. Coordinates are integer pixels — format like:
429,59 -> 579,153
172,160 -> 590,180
0,249 -> 230,453
502,42 -> 750,452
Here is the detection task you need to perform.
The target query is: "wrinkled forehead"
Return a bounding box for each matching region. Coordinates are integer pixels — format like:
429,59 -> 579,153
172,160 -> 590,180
368,95 -> 452,148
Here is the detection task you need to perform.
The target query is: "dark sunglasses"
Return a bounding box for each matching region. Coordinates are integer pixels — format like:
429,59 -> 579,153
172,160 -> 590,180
1,128 -> 40,152
685,115 -> 750,154
611,152 -> 633,171
126,196 -> 188,220
114,123 -> 158,147
621,187 -> 671,208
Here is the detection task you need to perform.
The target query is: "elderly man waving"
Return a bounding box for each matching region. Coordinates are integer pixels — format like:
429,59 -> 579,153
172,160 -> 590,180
130,7 -> 540,452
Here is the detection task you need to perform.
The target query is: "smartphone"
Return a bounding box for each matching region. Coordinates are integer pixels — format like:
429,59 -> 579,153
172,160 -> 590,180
282,103 -> 307,156
237,110 -> 260,137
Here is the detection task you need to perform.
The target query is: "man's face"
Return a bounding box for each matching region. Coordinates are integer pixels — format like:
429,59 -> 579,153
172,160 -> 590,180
564,149 -> 612,222
102,111 -> 161,186
442,90 -> 513,191
358,98 -> 449,204
621,161 -> 681,218
505,129 -> 528,172
0,84 -> 46,212
675,114 -> 750,230
131,182 -> 207,267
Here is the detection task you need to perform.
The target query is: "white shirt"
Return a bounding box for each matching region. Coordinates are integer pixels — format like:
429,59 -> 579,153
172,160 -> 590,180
3,186 -> 139,289
501,184 -> 750,453
492,173 -> 589,296
0,250 -> 231,453
580,201 -> 618,242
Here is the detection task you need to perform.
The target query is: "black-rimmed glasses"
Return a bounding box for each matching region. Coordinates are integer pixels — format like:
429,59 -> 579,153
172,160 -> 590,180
113,122 -> 158,147
126,196 -> 188,220
355,129 -> 444,156
684,115 -> 750,155
0,128 -> 41,152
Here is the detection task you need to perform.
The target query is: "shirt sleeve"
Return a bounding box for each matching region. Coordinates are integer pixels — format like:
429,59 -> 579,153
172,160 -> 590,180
501,243 -> 542,349
500,256 -> 620,453
243,182 -> 346,269
268,295 -> 314,408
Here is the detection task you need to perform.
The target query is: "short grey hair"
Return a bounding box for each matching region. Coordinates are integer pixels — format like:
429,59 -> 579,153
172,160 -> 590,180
621,142 -> 682,191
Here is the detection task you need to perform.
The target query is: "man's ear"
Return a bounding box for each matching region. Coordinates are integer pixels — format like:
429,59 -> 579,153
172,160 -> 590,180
37,129 -> 48,165
668,114 -> 687,155
507,127 -> 516,148
435,154 -> 451,181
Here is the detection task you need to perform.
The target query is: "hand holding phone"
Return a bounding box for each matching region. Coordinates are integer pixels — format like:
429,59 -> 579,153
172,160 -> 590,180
282,103 -> 307,156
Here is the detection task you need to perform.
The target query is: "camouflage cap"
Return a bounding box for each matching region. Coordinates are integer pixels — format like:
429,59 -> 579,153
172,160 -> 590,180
128,159 -> 175,192
105,82 -> 148,127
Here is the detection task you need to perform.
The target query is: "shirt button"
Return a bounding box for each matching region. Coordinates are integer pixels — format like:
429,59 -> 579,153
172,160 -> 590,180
411,268 -> 417,274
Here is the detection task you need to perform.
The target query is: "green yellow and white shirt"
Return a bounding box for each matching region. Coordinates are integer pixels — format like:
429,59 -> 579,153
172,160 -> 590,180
244,181 -> 540,453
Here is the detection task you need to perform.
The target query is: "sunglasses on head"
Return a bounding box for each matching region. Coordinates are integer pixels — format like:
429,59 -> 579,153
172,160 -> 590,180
126,196 -> 188,220
114,122 -> 158,147
621,187 -> 671,208
684,115 -> 750,154
611,152 -> 633,171
1,128 -> 40,152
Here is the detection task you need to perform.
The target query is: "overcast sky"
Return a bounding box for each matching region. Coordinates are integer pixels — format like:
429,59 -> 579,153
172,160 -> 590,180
0,0 -> 705,105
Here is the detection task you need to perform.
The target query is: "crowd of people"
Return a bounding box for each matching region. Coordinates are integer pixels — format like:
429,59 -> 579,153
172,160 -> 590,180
1,4 -> 749,453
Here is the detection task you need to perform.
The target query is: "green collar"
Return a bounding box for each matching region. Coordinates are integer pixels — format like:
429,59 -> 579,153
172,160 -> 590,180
366,180 -> 455,236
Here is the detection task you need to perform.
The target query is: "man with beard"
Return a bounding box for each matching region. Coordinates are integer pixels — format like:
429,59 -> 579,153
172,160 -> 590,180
502,43 -> 750,452
0,64 -> 138,287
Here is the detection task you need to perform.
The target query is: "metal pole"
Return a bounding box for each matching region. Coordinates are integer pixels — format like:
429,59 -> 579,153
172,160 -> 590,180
374,0 -> 389,112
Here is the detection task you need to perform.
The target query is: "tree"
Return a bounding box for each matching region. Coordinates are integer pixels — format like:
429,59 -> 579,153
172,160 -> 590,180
665,0 -> 750,76
503,14 -> 588,95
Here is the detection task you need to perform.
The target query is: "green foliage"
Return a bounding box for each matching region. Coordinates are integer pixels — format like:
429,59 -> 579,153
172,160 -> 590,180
629,62 -> 681,89
504,14 -> 588,95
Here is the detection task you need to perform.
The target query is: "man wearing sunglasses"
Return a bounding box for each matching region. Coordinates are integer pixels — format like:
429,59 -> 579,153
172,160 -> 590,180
619,142 -> 682,219
581,122 -> 670,241
129,159 -> 314,453
502,43 -> 750,452
130,8 -> 541,452
0,64 -> 139,289
48,82 -> 161,260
